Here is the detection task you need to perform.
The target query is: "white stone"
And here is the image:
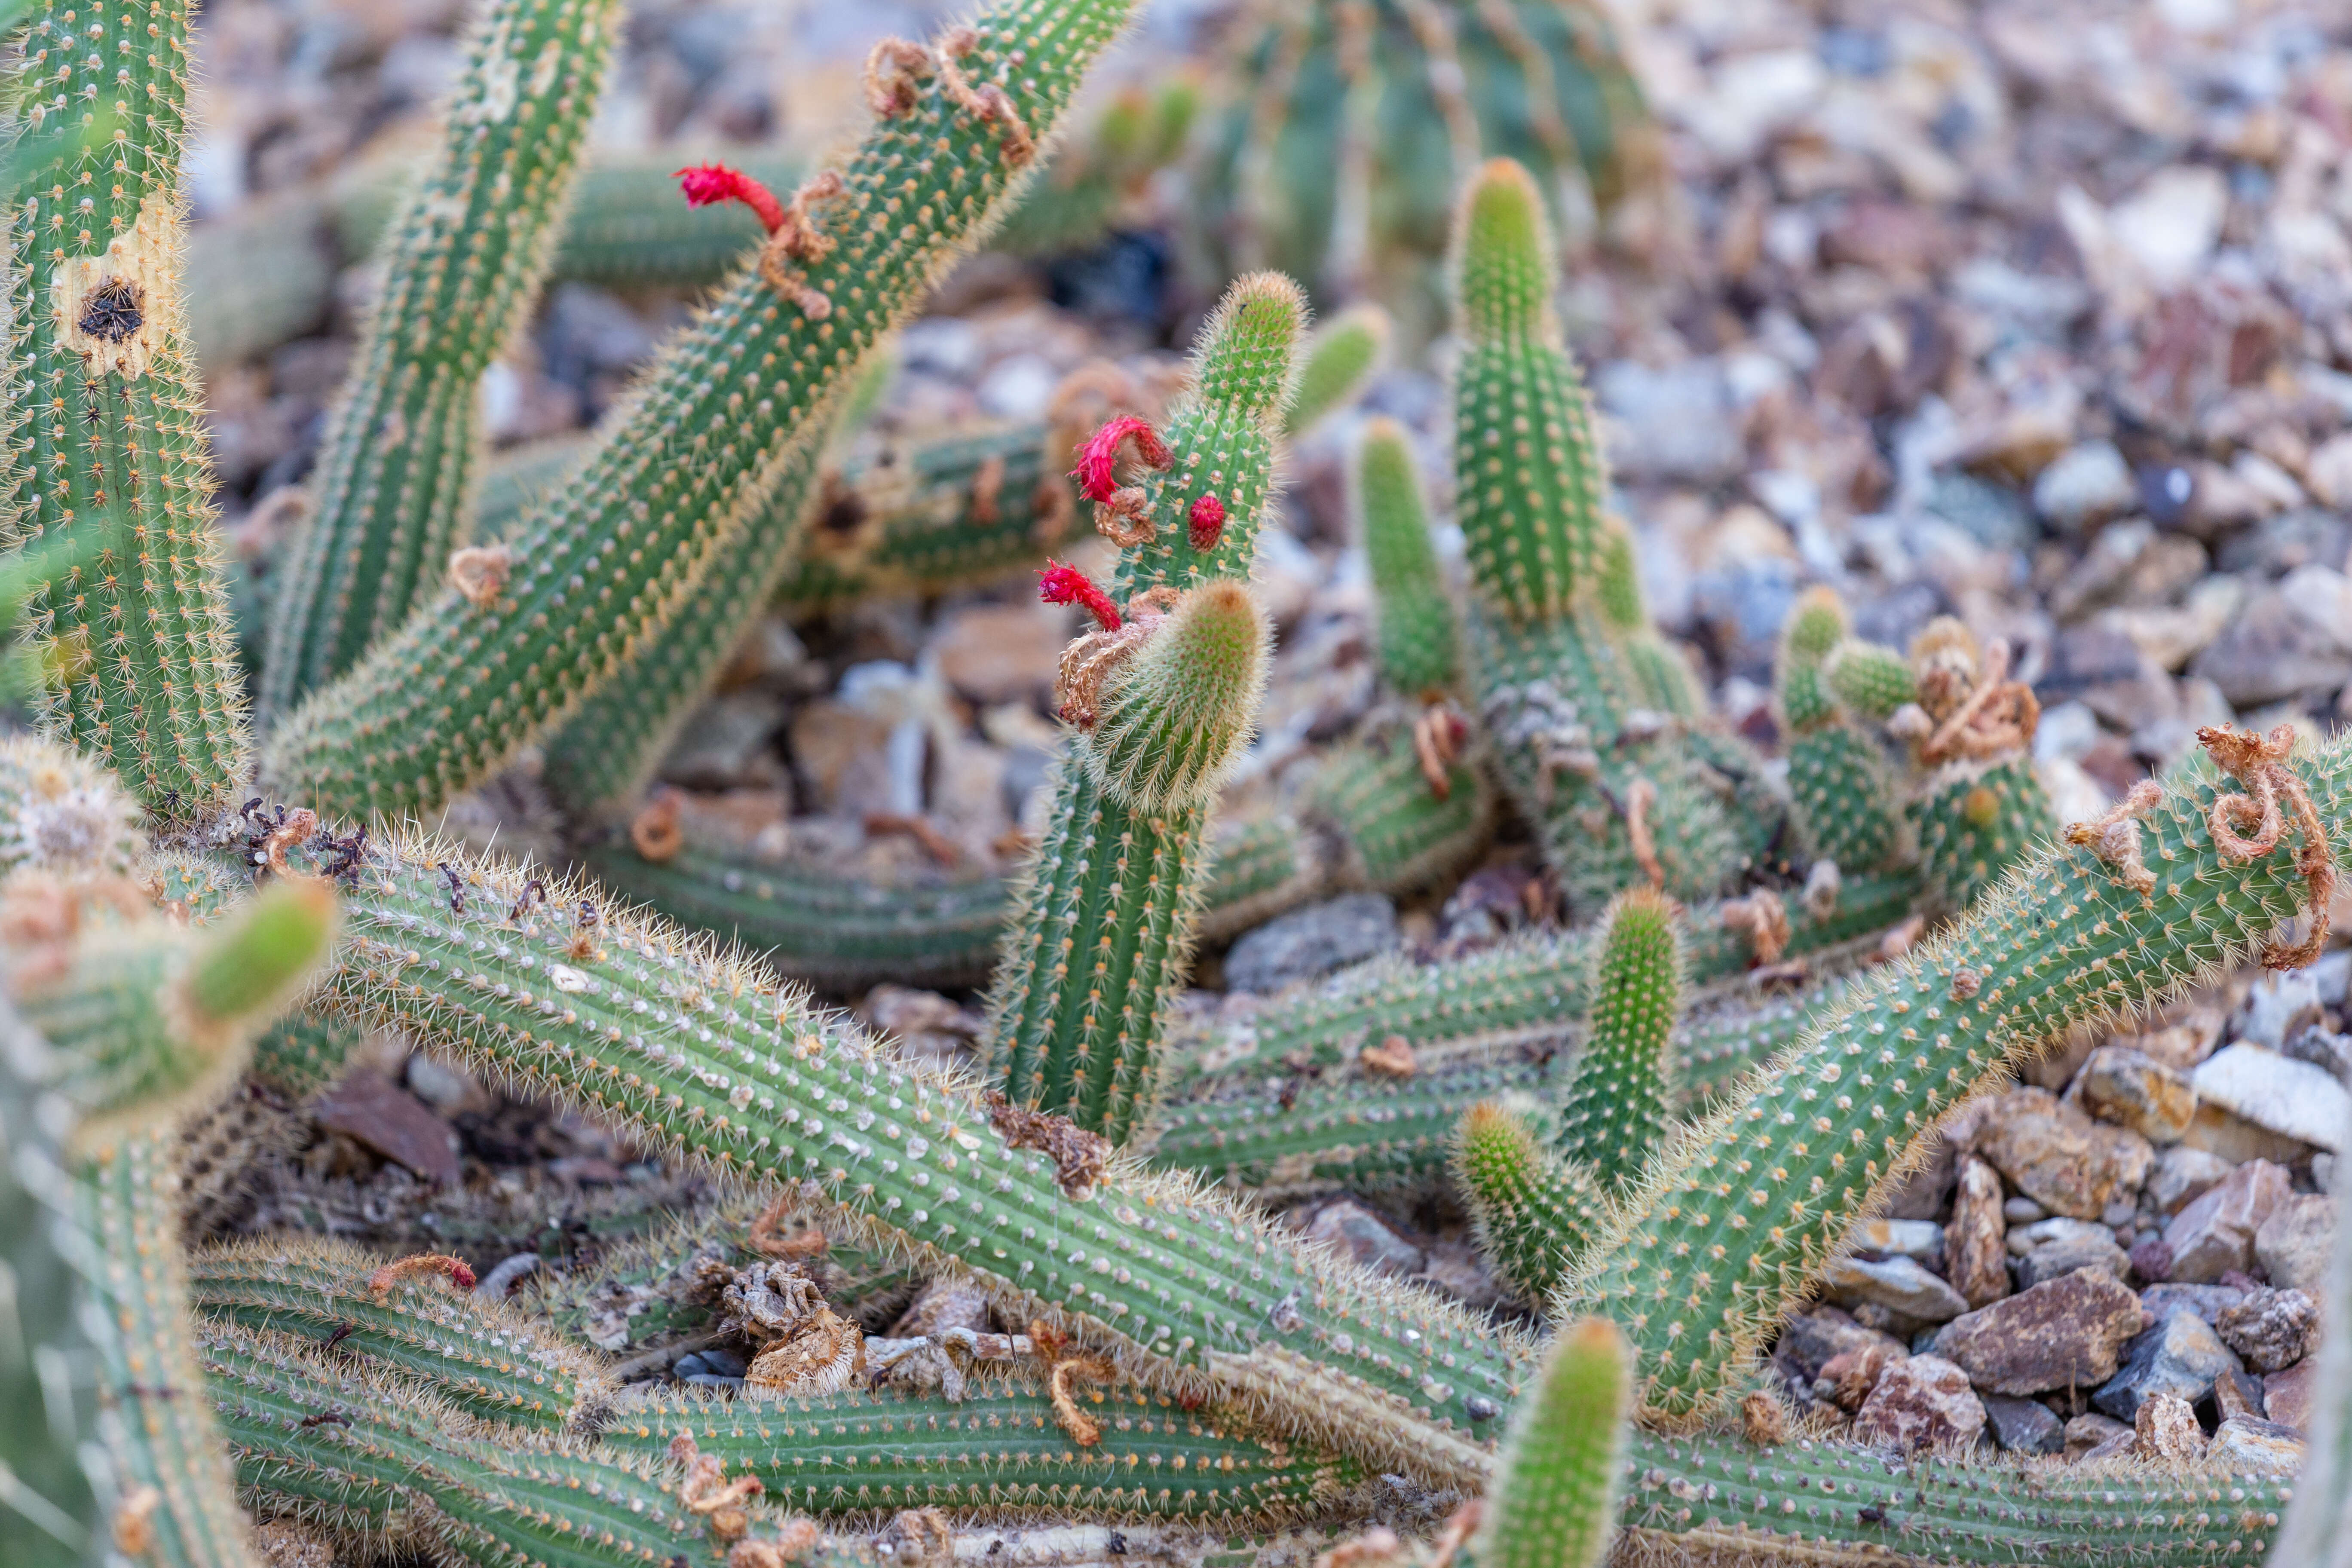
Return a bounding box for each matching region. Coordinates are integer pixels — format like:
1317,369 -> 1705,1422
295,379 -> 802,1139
2192,1045 -> 2351,1154
2006,1216 -> 2116,1258
2107,166 -> 2229,291
2032,441 -> 2135,531
1823,1254 -> 1970,1324
1681,49 -> 1826,162
1854,1218 -> 1945,1261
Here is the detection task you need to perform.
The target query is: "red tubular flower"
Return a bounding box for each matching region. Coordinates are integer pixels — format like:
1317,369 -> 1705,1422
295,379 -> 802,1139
1069,415 -> 1171,504
675,163 -> 785,235
1187,493 -> 1227,551
1038,560 -> 1121,631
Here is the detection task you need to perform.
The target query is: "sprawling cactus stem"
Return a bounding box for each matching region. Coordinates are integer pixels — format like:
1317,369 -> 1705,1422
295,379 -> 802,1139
206,823 -> 1535,1487
1776,588 -> 1909,876
1822,635 -> 1916,721
3,0 -> 249,823
985,273 -> 1306,1144
1306,726 -> 1494,896
190,1238 -> 615,1431
264,0 -> 1138,823
1448,160 -> 1743,912
1899,618 -> 2057,915
1570,725 -> 2352,1424
1556,887 -> 1679,1190
260,0 -> 625,720
1474,1318 -> 1629,1568
1454,1101 -> 1603,1304
600,1379 -> 1366,1522
1286,303 -> 1390,438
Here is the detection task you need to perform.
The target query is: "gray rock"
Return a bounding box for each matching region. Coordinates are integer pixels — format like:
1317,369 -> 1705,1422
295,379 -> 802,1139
658,692 -> 786,790
1302,1198 -> 1424,1278
2092,1307 -> 2243,1422
1852,1217 -> 1945,1262
2006,1216 -> 2116,1257
2192,1045 -> 2350,1153
1936,1270 -> 2147,1396
2255,1191 -> 2336,1292
2034,441 -> 2136,533
1776,1308 -> 1911,1387
2284,1027 -> 2352,1089
2003,1195 -> 2049,1225
1823,1255 -> 1970,1326
2190,587 -> 2352,707
2215,1288 -> 2319,1372
2211,1416 -> 2306,1473
1224,895 -> 1399,995
2150,1145 -> 2236,1215
1850,1355 -> 1986,1453
2137,1283 -> 2252,1326
2236,970 -> 2325,1050
2016,1234 -> 2130,1290
2162,1158 -> 2291,1283
1593,360 -> 1743,484
1979,1393 -> 2064,1455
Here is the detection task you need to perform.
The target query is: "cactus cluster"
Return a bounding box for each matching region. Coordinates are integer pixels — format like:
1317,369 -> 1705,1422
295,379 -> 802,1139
0,0 -> 2334,1563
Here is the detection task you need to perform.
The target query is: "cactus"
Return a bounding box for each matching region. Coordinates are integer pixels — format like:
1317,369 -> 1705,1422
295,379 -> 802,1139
1355,415 -> 1456,698
5,1 -> 250,822
1475,1318 -> 1629,1568
1286,303 -> 1391,440
1571,724 -> 2350,1422
988,76 -> 1200,257
1899,617 -> 2059,914
1452,1100 -> 1602,1301
1197,0 -> 1648,331
984,273 -> 1304,1143
263,0 -> 1140,823
1553,887 -> 1678,1189
1823,632 -> 1919,721
2270,1104 -> 2352,1563
260,0 -> 624,720
1305,728 -> 1494,897
1776,588 -> 1911,877
1448,160 -> 1746,913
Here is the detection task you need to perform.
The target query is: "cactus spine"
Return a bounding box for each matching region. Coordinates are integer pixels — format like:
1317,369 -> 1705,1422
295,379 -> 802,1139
1571,726 -> 2350,1422
1776,587 -> 1909,876
985,273 -> 1304,1143
6,0 -> 249,822
263,0 -> 1139,823
1448,160 -> 1743,913
1475,1318 -> 1629,1568
261,0 -> 624,720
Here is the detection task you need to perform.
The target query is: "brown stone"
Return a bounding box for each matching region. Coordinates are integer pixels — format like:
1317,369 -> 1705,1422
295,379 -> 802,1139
1934,1269 -> 2148,1395
2214,1288 -> 2320,1372
930,601 -> 1068,704
2254,1191 -> 2336,1291
1813,1340 -> 1906,1411
1948,1154 -> 2011,1309
2077,1047 -> 2197,1144
2263,1358 -> 2316,1433
2162,1158 -> 2290,1283
314,1069 -> 460,1185
2211,1415 -> 2306,1472
2133,1391 -> 2206,1460
2179,1102 -> 2316,1166
1973,1087 -> 2154,1219
1850,1355 -> 1985,1452
1774,1307 -> 1909,1388
2064,1411 -> 2132,1460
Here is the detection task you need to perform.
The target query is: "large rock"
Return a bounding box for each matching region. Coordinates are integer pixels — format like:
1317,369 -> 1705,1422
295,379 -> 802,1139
1973,1087 -> 2154,1219
1979,1393 -> 2064,1455
2191,1044 -> 2349,1153
315,1069 -> 461,1185
2150,1145 -> 2236,1215
1935,1270 -> 2147,1396
2016,1232 -> 2129,1290
2265,1359 -> 2316,1432
1948,1155 -> 2010,1308
2212,1416 -> 2306,1473
2254,1192 -> 2336,1291
2214,1288 -> 2319,1372
2162,1158 -> 2291,1283
2077,1047 -> 2196,1144
1823,1254 -> 1969,1326
1850,1355 -> 1986,1453
1224,895 -> 1399,995
2092,1307 -> 2242,1422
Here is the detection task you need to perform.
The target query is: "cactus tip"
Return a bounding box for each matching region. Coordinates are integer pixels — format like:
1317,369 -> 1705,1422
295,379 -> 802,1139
675,162 -> 785,234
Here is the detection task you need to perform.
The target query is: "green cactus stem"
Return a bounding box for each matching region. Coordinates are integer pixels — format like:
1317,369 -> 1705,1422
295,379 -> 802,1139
1554,887 -> 1678,1191
1570,725 -> 2352,1423
1452,1099 -> 1602,1302
984,273 -> 1304,1144
1776,588 -> 1909,876
1304,724 -> 1494,898
1355,415 -> 1458,698
261,0 -> 624,720
988,76 -> 1199,258
6,1 -> 250,822
1286,303 -> 1391,439
1900,618 -> 2059,915
190,1238 -> 615,1432
213,823 -> 1538,1488
1195,808 -> 1337,942
264,0 -> 1139,824
1476,1317 -> 1629,1568
600,1380 -> 1365,1523
1822,634 -> 1917,722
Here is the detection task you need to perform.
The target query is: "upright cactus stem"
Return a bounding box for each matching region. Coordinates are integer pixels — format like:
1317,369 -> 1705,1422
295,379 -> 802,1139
1776,587 -> 1909,876
1453,1102 -> 1603,1305
264,0 -> 1139,824
1475,1318 -> 1630,1568
1555,887 -> 1679,1189
1356,416 -> 1457,699
261,0 -> 624,720
986,273 -> 1305,1144
1450,159 -> 1745,912
5,0 -> 249,822
1286,303 -> 1390,439
1571,725 -> 2352,1423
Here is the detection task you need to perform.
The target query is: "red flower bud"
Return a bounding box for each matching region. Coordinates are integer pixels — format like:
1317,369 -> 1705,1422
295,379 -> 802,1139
675,163 -> 786,235
1187,492 -> 1227,551
1069,415 -> 1171,504
1038,560 -> 1121,632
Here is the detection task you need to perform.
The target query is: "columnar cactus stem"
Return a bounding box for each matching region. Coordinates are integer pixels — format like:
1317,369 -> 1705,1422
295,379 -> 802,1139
1474,1318 -> 1629,1568
5,1 -> 249,822
1554,887 -> 1679,1190
1569,728 -> 2352,1423
264,0 -> 1139,823
1305,730 -> 1493,897
1356,415 -> 1458,698
1285,304 -> 1390,438
1900,617 -> 2058,914
206,824 -> 1537,1487
1453,1102 -> 1603,1302
1776,587 -> 1909,876
260,0 -> 625,720
984,273 -> 1305,1144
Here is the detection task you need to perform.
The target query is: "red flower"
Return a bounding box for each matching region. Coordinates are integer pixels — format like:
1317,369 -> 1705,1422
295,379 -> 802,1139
675,163 -> 785,235
1188,493 -> 1227,551
1069,415 -> 1171,504
1038,560 -> 1121,631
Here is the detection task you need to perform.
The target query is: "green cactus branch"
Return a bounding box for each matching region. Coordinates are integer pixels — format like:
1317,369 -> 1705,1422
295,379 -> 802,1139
261,0 -> 625,720
263,0 -> 1139,824
1478,1317 -> 1629,1568
1554,886 -> 1679,1191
